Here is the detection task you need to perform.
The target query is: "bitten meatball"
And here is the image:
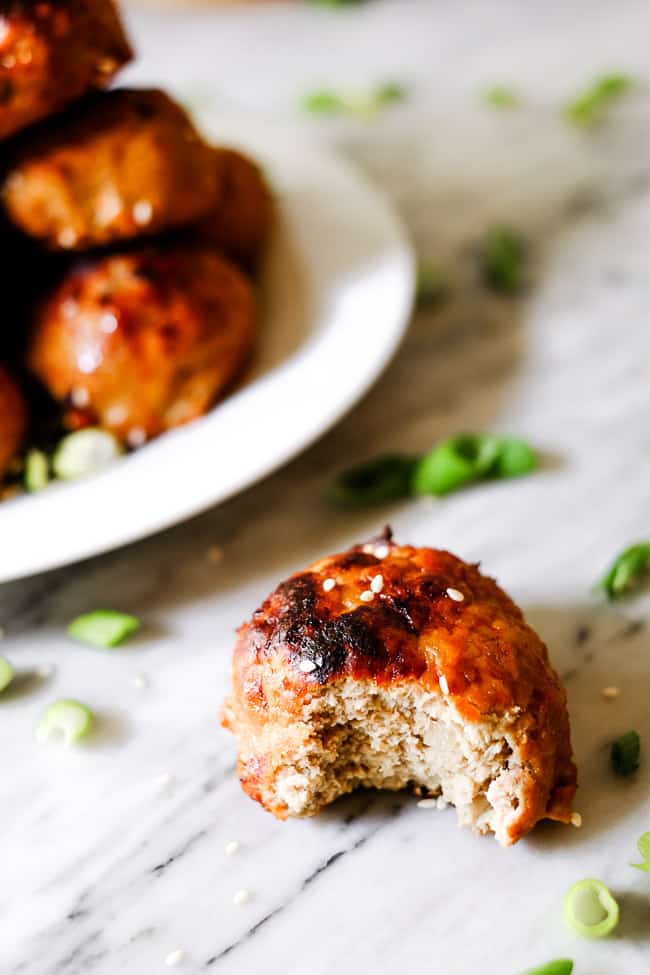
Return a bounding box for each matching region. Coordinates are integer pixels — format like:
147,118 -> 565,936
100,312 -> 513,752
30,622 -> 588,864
28,245 -> 256,443
196,148 -> 272,268
3,89 -> 220,250
224,532 -> 577,846
0,0 -> 132,141
0,365 -> 26,479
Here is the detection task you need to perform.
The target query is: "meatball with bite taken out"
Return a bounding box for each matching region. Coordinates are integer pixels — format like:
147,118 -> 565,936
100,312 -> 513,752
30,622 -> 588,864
28,245 -> 256,445
0,365 -> 26,480
0,0 -> 132,141
196,148 -> 272,270
223,531 -> 577,846
3,89 -> 220,251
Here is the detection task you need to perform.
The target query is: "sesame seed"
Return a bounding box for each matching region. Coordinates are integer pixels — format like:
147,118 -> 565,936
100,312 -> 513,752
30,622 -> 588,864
133,200 -> 153,226
601,686 -> 620,699
104,404 -> 128,426
374,544 -> 390,559
570,812 -> 583,828
206,546 -> 223,565
370,574 -> 384,593
322,578 -> 336,593
417,798 -> 438,809
164,948 -> 185,967
446,588 -> 464,602
233,889 -> 250,906
360,590 -> 374,602
127,427 -> 147,448
100,312 -> 118,334
77,348 -> 101,374
225,840 -> 239,856
57,227 -> 78,249
439,675 -> 449,695
299,659 -> 316,673
155,772 -> 174,788
131,673 -> 147,690
70,387 -> 90,409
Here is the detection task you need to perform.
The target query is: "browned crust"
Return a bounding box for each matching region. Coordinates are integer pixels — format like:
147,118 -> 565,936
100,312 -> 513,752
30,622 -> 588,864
196,148 -> 273,269
0,0 -> 133,141
224,533 -> 577,842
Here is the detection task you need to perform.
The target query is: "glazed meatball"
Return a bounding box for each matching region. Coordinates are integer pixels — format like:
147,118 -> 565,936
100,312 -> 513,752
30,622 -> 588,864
224,533 -> 577,846
196,148 -> 272,268
3,89 -> 220,251
0,0 -> 132,141
28,245 -> 255,443
0,365 -> 26,479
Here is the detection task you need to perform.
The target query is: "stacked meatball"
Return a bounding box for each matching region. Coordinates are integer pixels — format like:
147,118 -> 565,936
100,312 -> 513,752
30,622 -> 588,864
0,0 -> 271,480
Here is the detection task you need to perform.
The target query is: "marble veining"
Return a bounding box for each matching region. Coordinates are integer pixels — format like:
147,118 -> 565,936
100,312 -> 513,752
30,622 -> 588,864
3,1 -> 650,972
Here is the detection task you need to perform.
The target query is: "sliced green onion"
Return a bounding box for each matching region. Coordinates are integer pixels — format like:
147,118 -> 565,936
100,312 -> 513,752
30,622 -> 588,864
375,81 -> 407,105
53,428 -> 123,481
565,74 -> 633,126
518,961 -> 573,975
329,454 -> 417,506
480,226 -> 526,293
597,542 -> 650,599
36,699 -> 94,745
563,879 -> 619,938
67,609 -> 140,648
0,655 -> 14,693
416,262 -> 449,308
302,81 -> 407,118
484,85 -> 520,109
492,438 -> 537,478
631,831 -> 650,872
611,730 -> 641,776
24,449 -> 50,493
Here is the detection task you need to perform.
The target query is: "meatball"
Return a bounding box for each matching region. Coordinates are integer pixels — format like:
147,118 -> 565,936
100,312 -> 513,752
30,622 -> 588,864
196,148 -> 272,268
3,89 -> 220,251
0,365 -> 26,479
28,245 -> 256,443
223,532 -> 577,846
0,0 -> 132,141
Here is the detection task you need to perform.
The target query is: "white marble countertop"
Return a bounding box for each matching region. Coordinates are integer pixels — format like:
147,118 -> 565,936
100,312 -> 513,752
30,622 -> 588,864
3,1 -> 650,972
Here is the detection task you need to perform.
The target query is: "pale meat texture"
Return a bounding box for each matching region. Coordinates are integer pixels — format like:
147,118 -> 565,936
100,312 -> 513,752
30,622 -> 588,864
28,246 -> 256,443
0,364 -> 26,478
224,535 -> 577,846
0,0 -> 132,140
3,89 -> 220,250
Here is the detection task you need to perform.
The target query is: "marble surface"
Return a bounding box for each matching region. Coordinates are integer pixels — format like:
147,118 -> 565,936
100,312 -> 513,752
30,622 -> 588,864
3,1 -> 650,972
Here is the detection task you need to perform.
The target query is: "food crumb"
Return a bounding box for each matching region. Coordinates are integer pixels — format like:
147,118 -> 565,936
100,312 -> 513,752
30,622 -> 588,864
233,888 -> 250,906
131,673 -> 148,690
164,948 -> 185,967
417,798 -> 438,809
570,811 -> 583,828
601,686 -> 621,699
206,546 -> 223,565
225,840 -> 239,856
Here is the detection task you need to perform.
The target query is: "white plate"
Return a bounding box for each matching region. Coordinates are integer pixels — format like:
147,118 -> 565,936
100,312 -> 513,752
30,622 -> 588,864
0,117 -> 415,583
